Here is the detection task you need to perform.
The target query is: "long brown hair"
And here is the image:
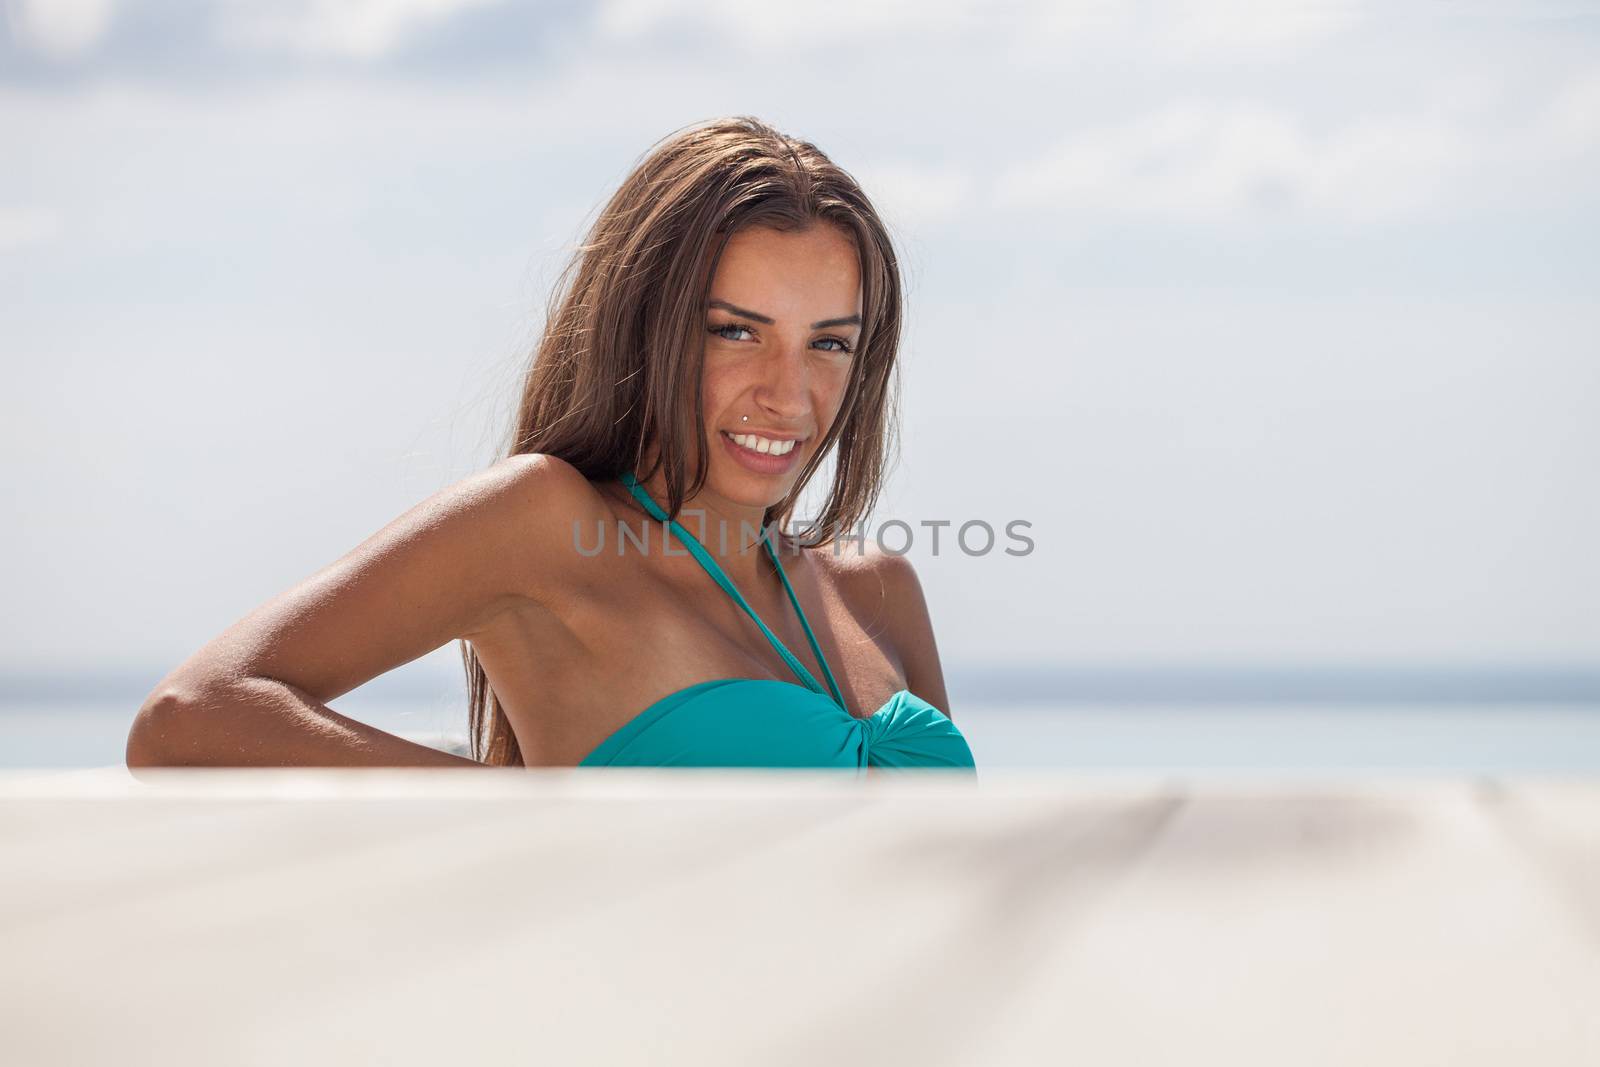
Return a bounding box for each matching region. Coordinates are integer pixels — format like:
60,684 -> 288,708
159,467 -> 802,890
464,115 -> 907,766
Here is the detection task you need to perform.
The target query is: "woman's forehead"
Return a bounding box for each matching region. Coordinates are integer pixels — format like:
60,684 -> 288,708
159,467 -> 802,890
711,225 -> 861,317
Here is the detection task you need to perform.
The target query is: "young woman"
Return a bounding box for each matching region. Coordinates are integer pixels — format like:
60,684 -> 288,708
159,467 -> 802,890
125,116 -> 975,771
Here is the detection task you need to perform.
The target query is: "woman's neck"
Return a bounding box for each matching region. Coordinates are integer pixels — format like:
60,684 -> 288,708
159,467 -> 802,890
618,468 -> 780,589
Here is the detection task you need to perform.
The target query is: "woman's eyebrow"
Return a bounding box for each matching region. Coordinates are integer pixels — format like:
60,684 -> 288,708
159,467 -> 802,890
708,299 -> 861,330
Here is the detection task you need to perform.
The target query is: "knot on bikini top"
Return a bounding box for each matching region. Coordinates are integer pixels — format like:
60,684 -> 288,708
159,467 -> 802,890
859,691 -> 976,769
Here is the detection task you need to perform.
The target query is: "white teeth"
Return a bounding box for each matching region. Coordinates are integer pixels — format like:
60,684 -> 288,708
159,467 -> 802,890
729,432 -> 797,456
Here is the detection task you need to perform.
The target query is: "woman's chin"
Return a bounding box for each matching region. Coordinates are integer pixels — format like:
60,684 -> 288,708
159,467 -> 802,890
713,474 -> 789,510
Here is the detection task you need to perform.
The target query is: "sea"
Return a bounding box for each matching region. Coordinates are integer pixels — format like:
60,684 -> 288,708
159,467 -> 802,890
4,665 -> 1599,775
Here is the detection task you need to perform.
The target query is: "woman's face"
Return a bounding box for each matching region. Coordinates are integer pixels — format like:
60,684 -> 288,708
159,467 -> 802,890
700,222 -> 862,510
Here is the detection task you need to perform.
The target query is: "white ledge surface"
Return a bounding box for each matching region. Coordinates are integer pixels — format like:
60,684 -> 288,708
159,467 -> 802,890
3,768 -> 1597,1065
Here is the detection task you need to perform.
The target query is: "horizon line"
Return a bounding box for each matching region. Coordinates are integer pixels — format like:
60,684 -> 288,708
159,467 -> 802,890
4,661 -> 1600,706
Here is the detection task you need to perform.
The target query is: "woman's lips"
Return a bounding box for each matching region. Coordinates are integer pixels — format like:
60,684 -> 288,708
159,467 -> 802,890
720,430 -> 804,475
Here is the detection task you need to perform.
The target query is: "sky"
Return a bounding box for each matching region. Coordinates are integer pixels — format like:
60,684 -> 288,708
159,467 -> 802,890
2,0 -> 1598,691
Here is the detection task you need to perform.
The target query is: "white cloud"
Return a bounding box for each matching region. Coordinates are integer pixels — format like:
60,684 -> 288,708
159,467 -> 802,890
1155,0 -> 1366,61
596,0 -> 983,45
0,206 -> 60,249
596,0 -> 1364,61
214,0 -> 505,60
995,102 -> 1309,220
1307,114 -> 1476,222
992,99 -> 1482,224
849,161 -> 976,231
3,0 -> 116,59
1530,68 -> 1600,158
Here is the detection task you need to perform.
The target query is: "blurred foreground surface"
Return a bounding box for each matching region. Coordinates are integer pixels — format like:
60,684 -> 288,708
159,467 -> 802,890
2,768 -> 1597,1066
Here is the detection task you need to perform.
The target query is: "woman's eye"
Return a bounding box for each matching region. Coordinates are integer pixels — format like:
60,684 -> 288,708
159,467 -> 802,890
710,323 -> 754,342
708,322 -> 853,355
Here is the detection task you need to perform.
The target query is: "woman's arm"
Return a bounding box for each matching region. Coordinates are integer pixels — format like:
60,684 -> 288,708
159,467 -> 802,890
128,677 -> 482,769
125,454 -> 587,770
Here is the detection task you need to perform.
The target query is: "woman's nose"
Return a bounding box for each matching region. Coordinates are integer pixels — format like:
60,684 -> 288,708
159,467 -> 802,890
753,341 -> 812,416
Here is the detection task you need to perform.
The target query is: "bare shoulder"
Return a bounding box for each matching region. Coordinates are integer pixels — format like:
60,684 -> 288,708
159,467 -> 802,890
811,543 -> 953,715
317,452 -> 605,607
485,453 -> 610,533
811,540 -> 922,612
416,454 -> 601,617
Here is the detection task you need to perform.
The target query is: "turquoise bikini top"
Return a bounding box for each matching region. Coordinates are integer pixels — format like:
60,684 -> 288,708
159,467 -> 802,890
578,472 -> 976,772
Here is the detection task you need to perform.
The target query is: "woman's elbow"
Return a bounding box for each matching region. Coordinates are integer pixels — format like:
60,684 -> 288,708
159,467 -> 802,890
126,688 -> 194,769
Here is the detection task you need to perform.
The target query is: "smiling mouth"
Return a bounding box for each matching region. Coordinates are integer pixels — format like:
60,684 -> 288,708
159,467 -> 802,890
721,430 -> 806,457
